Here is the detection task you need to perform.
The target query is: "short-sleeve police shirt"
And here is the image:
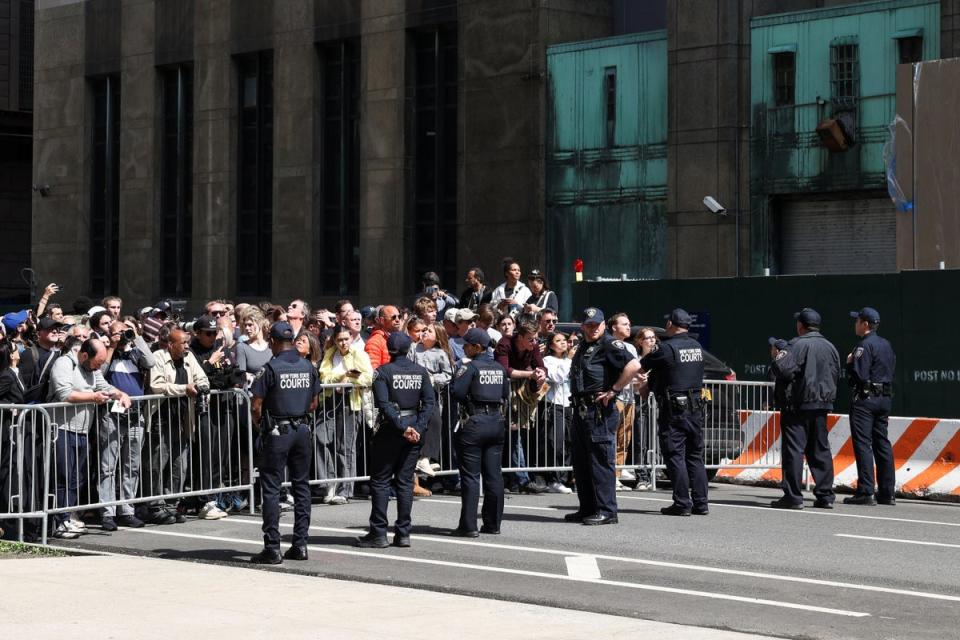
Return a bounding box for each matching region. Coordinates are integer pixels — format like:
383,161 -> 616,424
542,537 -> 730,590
251,349 -> 320,418
571,334 -> 636,396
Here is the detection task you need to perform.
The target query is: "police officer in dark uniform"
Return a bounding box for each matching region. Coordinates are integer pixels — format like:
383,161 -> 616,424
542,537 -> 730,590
844,307 -> 897,506
565,307 -> 641,526
769,308 -> 841,510
357,332 -> 436,549
641,309 -> 709,516
250,322 -> 320,564
449,328 -> 510,537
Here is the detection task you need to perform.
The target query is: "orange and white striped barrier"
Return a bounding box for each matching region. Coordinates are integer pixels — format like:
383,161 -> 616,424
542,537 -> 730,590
716,411 -> 960,499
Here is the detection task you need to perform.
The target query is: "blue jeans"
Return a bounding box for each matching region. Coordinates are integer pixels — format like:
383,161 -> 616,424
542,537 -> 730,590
55,430 -> 88,526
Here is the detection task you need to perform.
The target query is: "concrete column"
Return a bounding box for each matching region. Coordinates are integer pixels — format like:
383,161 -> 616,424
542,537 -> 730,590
358,1 -> 407,303
118,0 -> 157,308
32,2 -> 89,299
271,0 -> 315,303
192,0 -> 234,303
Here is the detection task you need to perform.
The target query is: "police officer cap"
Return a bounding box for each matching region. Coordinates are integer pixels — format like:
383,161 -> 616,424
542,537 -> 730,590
462,327 -> 491,348
269,321 -> 295,341
768,336 -> 789,350
195,315 -> 218,332
666,308 -> 693,328
793,307 -> 821,326
386,331 -> 412,354
849,307 -> 880,324
581,307 -> 605,324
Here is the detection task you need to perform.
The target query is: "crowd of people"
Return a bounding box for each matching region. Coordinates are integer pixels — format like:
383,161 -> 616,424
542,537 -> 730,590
0,257 -> 664,542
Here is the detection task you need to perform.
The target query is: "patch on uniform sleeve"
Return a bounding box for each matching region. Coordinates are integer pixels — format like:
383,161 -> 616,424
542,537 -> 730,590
372,369 -> 380,381
854,347 -> 864,360
775,350 -> 788,361
455,364 -> 469,378
611,340 -> 626,350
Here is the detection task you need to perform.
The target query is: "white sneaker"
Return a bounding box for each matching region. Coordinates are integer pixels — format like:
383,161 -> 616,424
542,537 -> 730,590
546,481 -> 573,494
416,457 -> 436,477
53,523 -> 80,539
615,480 -> 629,492
619,469 -> 636,481
328,495 -> 348,505
64,518 -> 87,534
198,501 -> 228,520
634,481 -> 651,491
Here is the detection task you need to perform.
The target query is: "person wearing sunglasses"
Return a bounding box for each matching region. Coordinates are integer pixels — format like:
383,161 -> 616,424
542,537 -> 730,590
364,305 -> 402,370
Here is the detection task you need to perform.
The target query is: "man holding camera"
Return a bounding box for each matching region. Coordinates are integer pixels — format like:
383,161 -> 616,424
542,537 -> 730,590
99,321 -> 155,531
418,271 -> 458,314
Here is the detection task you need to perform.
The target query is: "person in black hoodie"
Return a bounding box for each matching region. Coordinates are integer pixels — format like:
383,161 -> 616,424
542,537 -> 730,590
0,341 -> 29,538
769,308 -> 841,510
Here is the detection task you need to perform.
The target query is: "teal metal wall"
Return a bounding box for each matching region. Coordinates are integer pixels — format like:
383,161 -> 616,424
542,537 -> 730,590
546,32 -> 667,320
749,0 -> 940,274
572,270 -> 960,419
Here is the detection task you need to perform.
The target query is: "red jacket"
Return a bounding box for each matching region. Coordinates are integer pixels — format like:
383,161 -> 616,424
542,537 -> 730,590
365,328 -> 390,369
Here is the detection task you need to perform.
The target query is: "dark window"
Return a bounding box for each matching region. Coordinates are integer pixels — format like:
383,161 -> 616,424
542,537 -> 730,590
90,75 -> 120,296
19,0 -> 34,111
898,36 -> 923,65
410,26 -> 458,290
160,65 -> 193,297
604,66 -> 617,146
318,39 -> 360,296
830,40 -> 859,109
773,52 -> 795,107
236,51 -> 273,297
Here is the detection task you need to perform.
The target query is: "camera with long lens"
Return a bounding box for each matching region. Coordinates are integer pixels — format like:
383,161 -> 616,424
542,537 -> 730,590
196,384 -> 211,415
122,328 -> 136,342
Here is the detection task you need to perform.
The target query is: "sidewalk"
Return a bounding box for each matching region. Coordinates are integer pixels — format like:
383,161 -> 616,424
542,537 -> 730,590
0,554 -> 780,639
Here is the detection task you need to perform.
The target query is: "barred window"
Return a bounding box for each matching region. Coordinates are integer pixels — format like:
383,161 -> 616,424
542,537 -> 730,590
830,39 -> 859,108
90,75 -> 120,296
160,65 -> 193,297
772,52 -> 795,107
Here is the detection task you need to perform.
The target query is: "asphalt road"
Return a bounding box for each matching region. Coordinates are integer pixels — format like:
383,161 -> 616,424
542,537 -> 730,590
57,484 -> 960,640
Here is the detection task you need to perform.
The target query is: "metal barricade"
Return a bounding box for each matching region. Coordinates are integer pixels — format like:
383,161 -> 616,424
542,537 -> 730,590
701,380 -> 777,472
0,404 -> 51,543
42,389 -> 254,542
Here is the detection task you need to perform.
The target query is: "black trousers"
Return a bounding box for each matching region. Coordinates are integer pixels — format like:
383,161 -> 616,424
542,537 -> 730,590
368,427 -> 421,538
658,411 -> 708,511
570,401 -> 619,517
259,423 -> 312,551
454,414 -> 505,532
780,410 -> 835,504
850,397 -> 895,500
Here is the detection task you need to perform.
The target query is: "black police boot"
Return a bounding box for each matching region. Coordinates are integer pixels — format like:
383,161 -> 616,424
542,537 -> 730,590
563,511 -> 588,522
812,498 -> 834,509
877,496 -> 896,506
251,549 -> 283,565
449,528 -> 479,538
283,545 -> 309,561
355,533 -> 390,549
770,497 -> 803,510
843,494 -> 877,506
101,516 -> 118,532
582,513 -> 618,526
660,504 -> 692,517
480,525 -> 500,535
392,535 -> 411,548
692,505 -> 709,516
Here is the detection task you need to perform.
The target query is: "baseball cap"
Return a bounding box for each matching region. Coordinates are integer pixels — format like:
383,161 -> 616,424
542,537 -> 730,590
269,321 -> 295,341
666,308 -> 693,328
360,305 -> 376,320
2,310 -> 29,333
86,305 -> 107,317
768,336 -> 789,351
455,308 -> 478,323
793,308 -> 822,327
386,331 -> 412,354
849,307 -> 880,324
462,327 -> 491,348
444,308 -> 459,324
527,269 -> 545,281
194,315 -> 218,332
38,316 -> 65,331
581,307 -> 605,324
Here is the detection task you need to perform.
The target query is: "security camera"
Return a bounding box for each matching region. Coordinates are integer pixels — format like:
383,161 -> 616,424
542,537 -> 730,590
703,196 -> 726,215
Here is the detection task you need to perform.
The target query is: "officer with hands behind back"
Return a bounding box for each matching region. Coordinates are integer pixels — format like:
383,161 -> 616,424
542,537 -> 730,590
250,322 -> 320,564
565,307 -> 641,526
844,307 -> 896,506
449,328 -> 510,537
640,309 -> 709,516
357,332 -> 435,549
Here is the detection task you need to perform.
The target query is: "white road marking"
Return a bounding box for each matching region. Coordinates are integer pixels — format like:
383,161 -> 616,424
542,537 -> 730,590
836,534 -> 960,549
221,517 -> 960,604
125,527 -> 869,618
565,555 -> 601,580
422,498 -> 558,512
618,495 -> 960,528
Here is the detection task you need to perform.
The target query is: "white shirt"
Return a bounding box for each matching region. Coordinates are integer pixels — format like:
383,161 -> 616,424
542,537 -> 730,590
616,342 -> 638,404
543,355 -> 571,407
490,281 -> 532,308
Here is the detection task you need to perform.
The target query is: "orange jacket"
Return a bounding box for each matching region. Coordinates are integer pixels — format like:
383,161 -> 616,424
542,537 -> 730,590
365,328 -> 390,369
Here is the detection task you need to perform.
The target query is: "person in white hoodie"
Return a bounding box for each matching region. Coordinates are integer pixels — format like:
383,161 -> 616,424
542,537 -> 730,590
490,257 -> 531,318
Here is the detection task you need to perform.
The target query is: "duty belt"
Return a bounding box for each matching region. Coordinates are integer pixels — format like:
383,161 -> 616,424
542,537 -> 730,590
469,402 -> 503,416
397,409 -> 418,418
269,416 -> 307,435
855,381 -> 892,399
